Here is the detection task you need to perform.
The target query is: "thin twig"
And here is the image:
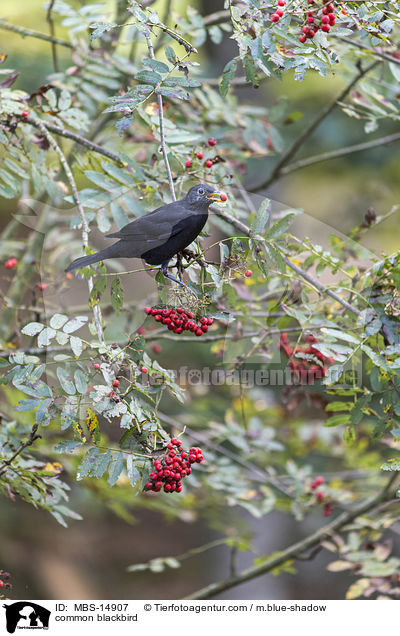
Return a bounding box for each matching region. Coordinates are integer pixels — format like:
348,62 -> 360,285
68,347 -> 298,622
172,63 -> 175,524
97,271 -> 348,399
185,472 -> 399,599
34,118 -> 105,345
46,0 -> 59,72
249,60 -> 380,192
0,19 -> 73,48
0,424 -> 41,478
145,35 -> 176,201
282,132 -> 400,176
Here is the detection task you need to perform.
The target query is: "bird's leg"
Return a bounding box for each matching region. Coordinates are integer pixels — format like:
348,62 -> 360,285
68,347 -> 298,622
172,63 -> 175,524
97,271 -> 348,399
176,252 -> 184,281
161,261 -> 197,298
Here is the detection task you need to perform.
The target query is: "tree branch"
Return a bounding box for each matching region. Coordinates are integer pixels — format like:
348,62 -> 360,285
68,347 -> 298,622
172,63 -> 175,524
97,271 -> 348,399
34,119 -> 105,345
249,60 -> 380,192
281,132 -> 400,176
0,424 -> 41,478
0,19 -> 73,49
185,472 -> 399,599
145,35 -> 176,201
46,0 -> 59,72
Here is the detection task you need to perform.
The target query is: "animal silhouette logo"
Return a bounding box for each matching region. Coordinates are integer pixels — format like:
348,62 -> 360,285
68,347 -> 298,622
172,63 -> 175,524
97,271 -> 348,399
3,602 -> 50,633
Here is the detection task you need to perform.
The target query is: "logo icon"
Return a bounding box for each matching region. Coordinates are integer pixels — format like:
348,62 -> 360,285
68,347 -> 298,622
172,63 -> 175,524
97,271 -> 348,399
3,602 -> 50,633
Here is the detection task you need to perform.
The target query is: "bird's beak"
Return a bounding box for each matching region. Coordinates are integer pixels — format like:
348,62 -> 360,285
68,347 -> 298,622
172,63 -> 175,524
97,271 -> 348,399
206,192 -> 227,202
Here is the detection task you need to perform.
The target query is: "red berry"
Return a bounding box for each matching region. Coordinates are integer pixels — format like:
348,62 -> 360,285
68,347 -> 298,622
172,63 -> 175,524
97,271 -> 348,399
278,0 -> 285,5
219,192 -> 228,202
196,151 -> 203,159
112,379 -> 120,388
311,476 -> 325,489
21,110 -> 29,121
152,343 -> 162,354
201,325 -> 208,333
5,257 -> 17,269
308,29 -> 315,37
321,24 -> 331,31
144,306 -> 152,314
205,160 -> 213,168
316,491 -> 325,502
185,159 -> 192,168
145,482 -> 152,490
307,16 -> 314,22
245,270 -> 253,277
299,35 -> 307,43
137,326 -> 146,335
208,137 -> 217,146
302,25 -> 308,33
141,366 -> 148,374
327,2 -> 335,10
154,314 -> 162,322
195,328 -> 203,336
321,15 -> 330,23
329,14 -> 336,24
324,503 -> 333,517
276,9 -> 284,16
93,363 -> 100,370
207,317 -> 214,325
271,13 -> 280,21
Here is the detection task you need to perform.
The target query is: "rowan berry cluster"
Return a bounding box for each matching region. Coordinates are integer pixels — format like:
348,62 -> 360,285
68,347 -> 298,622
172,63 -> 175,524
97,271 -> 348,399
299,0 -> 337,42
185,137 -> 219,170
270,0 -> 286,23
144,438 -> 204,493
279,333 -> 333,383
4,258 -> 17,269
144,306 -> 213,337
310,476 -> 333,516
0,571 -> 12,596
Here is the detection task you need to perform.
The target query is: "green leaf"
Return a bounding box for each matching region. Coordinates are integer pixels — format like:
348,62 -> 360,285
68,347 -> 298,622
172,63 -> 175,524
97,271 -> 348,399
63,316 -> 88,334
164,46 -> 177,64
135,70 -> 162,85
70,336 -> 83,358
324,414 -> 351,427
266,214 -> 295,239
111,276 -> 124,314
108,451 -> 125,486
251,199 -> 271,234
57,367 -> 76,395
89,277 -> 107,308
21,322 -> 44,336
49,314 -> 68,329
220,58 -> 238,97
74,369 -> 88,394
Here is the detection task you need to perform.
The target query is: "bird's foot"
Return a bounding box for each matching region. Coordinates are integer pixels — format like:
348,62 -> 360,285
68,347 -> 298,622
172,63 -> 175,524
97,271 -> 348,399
161,263 -> 198,298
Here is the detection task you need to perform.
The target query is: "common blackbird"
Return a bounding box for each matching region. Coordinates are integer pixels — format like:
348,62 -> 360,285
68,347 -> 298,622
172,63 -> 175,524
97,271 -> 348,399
65,184 -> 226,288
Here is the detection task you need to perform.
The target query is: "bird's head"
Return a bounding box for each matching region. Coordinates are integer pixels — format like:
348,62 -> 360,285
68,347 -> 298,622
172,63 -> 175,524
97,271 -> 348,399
185,184 -> 227,208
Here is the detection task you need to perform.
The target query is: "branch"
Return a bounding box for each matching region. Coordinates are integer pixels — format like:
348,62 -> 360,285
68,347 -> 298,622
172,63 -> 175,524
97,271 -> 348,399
34,118 -> 105,345
333,34 -> 400,67
0,19 -> 73,49
145,35 -> 176,201
281,132 -> 400,176
185,472 -> 399,599
0,424 -> 41,478
211,207 -> 361,316
46,0 -> 59,72
249,60 -> 380,192
24,116 -> 126,166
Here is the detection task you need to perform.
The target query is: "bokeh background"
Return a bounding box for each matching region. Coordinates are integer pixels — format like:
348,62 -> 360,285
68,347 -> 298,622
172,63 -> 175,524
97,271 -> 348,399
1,0 -> 400,600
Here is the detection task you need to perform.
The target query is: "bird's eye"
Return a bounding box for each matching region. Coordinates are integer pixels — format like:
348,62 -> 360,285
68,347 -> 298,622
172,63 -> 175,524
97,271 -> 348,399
198,188 -> 205,195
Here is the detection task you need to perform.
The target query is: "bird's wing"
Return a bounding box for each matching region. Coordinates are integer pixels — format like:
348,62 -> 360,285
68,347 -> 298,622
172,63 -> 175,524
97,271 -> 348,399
106,201 -> 189,245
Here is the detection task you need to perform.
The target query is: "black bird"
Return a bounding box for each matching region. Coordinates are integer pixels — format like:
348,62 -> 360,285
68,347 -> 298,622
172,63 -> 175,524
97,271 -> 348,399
65,184 -> 227,289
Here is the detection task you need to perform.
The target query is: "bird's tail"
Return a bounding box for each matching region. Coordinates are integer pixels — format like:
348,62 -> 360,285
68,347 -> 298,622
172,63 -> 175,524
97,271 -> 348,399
65,244 -> 120,273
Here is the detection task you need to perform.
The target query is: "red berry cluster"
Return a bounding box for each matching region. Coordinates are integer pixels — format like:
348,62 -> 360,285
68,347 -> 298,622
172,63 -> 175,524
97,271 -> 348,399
0,571 -> 12,597
271,0 -> 286,22
279,333 -> 333,383
144,306 -> 213,337
186,138 -> 218,170
144,438 -> 204,493
4,258 -> 17,269
298,0 -> 336,42
310,476 -> 333,516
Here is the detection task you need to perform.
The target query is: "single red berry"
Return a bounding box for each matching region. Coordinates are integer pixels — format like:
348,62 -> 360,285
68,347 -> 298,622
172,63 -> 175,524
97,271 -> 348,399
311,476 -> 325,489
205,160 -> 213,168
307,16 -> 314,22
321,24 -> 331,31
271,13 -> 280,21
316,491 -> 325,502
207,317 -> 214,325
141,366 -> 148,374
195,328 -> 203,336
137,326 -> 146,335
5,257 -> 17,269
112,379 -> 120,388
145,482 -> 152,490
21,110 -> 29,121
38,283 -> 47,291
299,34 -> 307,43
196,151 -> 203,159
185,159 -> 192,169
327,2 -> 335,10
245,270 -> 253,277
302,25 -> 309,33
144,306 -> 152,314
93,363 -> 100,370
219,192 -> 228,202
324,503 -> 333,516
208,137 -> 217,146
278,0 -> 285,5
308,29 -> 315,37
321,15 -> 330,23
154,314 -> 162,322
152,343 -> 162,354
322,6 -> 329,13
201,325 -> 208,333
276,8 -> 284,16
329,14 -> 336,24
